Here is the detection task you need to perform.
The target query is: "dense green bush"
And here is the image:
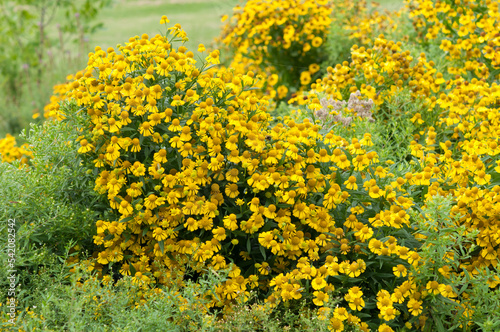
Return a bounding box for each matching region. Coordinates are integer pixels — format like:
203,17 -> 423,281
0,117 -> 98,309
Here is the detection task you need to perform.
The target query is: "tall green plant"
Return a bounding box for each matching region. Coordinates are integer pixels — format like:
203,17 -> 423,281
0,0 -> 111,135
0,117 -> 99,310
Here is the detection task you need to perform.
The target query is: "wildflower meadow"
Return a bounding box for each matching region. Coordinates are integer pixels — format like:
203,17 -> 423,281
1,0 -> 500,331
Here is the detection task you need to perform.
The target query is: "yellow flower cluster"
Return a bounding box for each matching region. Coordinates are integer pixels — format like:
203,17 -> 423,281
35,3 -> 500,330
41,18 -> 439,329
344,5 -> 406,47
0,134 -> 32,164
291,11 -> 500,330
408,0 -> 500,82
290,35 -> 442,131
219,0 -> 333,99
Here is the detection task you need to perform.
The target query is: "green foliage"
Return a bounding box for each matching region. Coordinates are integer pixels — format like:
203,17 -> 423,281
0,117 -> 98,308
0,0 -> 110,136
4,262 -> 225,331
410,194 -> 500,331
373,88 -> 423,163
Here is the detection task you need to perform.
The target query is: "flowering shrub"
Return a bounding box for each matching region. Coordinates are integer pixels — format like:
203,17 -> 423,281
219,0 -> 333,100
289,35 -> 442,161
44,17 -> 451,330
5,1 -> 500,331
285,21 -> 500,330
408,0 -> 500,82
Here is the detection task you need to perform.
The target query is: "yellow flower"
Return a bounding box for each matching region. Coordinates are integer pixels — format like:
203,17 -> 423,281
354,226 -> 373,242
311,36 -> 323,48
223,214 -> 238,231
380,306 -> 397,321
160,15 -> 170,24
344,175 -> 358,190
345,259 -> 366,277
139,121 -> 154,136
407,298 -> 423,316
212,227 -> 227,241
78,139 -> 94,153
426,280 -> 441,295
184,217 -> 199,232
393,264 -> 407,278
311,276 -> 327,290
313,291 -> 329,306
118,200 -> 133,216
97,250 -> 110,265
225,183 -> 240,198
329,318 -> 344,332
205,50 -> 220,65
378,323 -> 395,332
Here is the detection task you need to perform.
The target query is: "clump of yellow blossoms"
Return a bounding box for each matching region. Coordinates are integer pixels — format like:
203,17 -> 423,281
408,0 -> 500,82
219,0 -> 333,100
39,17 -> 445,330
292,21 -> 500,331
0,134 -> 32,164
36,3 -> 500,330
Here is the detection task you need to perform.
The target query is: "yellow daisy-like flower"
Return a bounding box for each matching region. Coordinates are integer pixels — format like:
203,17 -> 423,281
311,276 -> 327,290
205,50 -> 220,65
407,298 -> 423,316
311,36 -> 323,48
78,139 -> 94,153
139,121 -> 154,136
223,214 -> 238,231
344,175 -> 358,190
97,250 -> 110,265
144,194 -> 165,210
378,323 -> 395,332
212,227 -> 227,241
160,15 -> 170,24
118,200 -> 133,216
393,264 -> 407,278
313,291 -> 329,306
225,183 -> 240,198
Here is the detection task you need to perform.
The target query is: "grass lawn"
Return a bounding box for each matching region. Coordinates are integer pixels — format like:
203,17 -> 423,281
88,0 -> 242,52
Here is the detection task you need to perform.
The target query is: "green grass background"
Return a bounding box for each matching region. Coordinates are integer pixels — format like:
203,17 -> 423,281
88,0 -> 242,52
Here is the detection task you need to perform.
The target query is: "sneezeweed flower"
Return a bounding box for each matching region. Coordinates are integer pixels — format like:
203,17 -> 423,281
393,264 -> 407,278
354,226 -> 373,242
345,286 -> 365,311
77,138 -> 94,153
329,318 -> 344,332
378,323 -> 395,332
407,298 -> 423,316
426,280 -> 441,295
160,15 -> 170,24
311,276 -> 327,290
344,175 -> 358,190
313,291 -> 329,306
380,306 -> 398,321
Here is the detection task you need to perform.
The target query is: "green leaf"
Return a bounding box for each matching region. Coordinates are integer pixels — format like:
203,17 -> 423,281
259,245 -> 267,261
433,313 -> 447,332
246,236 -> 251,254
129,263 -> 136,276
158,240 -> 164,254
119,216 -> 134,223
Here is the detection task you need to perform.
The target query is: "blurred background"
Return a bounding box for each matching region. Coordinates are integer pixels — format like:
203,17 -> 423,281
0,0 -> 403,139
